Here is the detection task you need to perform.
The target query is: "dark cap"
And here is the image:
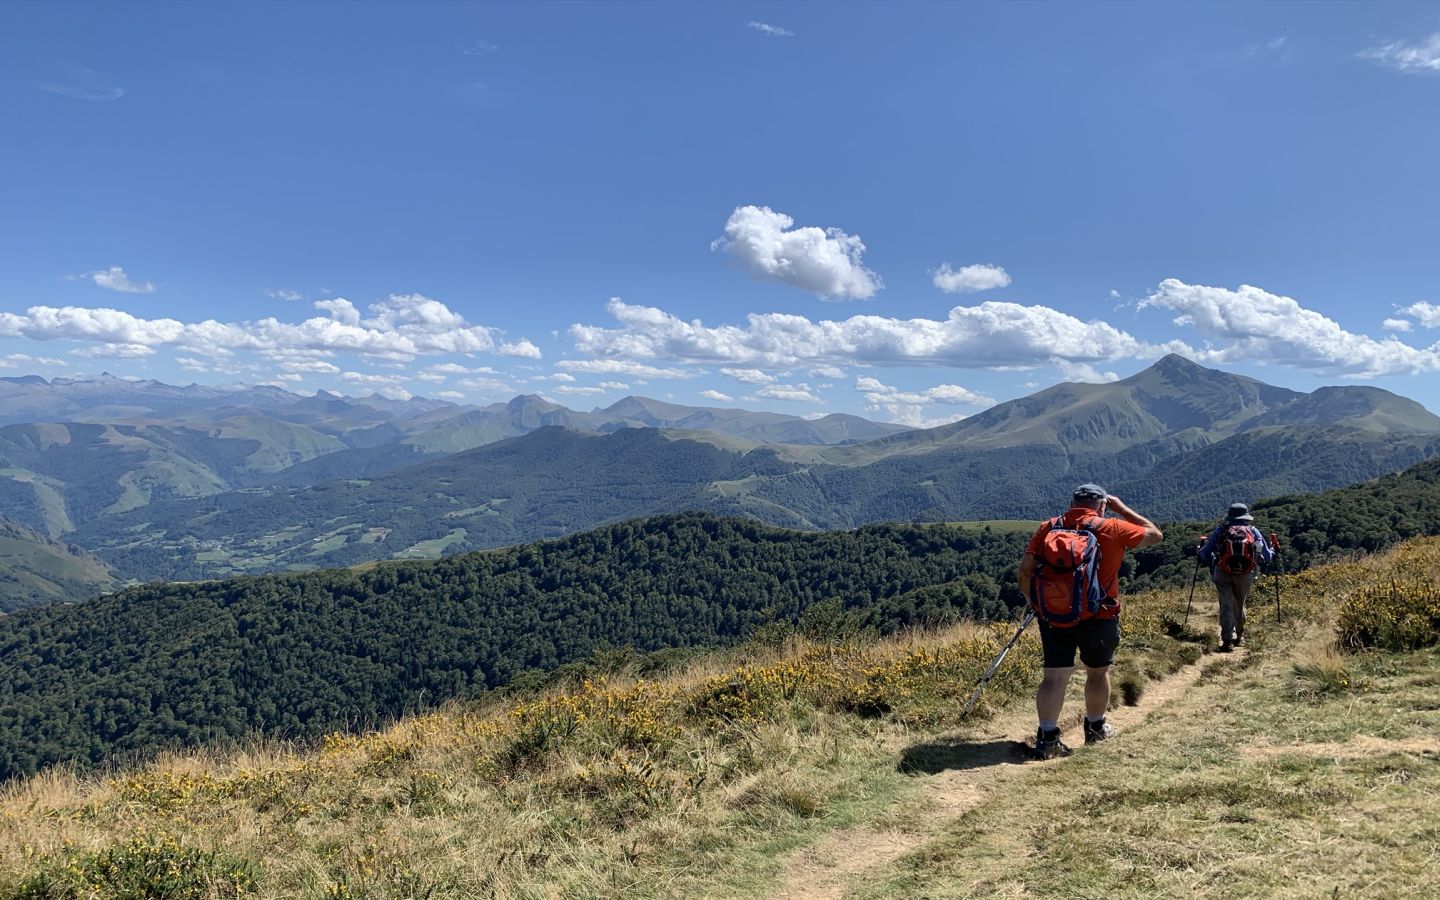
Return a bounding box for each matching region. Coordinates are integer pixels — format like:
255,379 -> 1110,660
1073,483 -> 1108,501
1227,502 -> 1253,522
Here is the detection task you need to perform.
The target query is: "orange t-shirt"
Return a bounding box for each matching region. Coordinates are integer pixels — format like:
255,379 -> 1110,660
1025,508 -> 1148,615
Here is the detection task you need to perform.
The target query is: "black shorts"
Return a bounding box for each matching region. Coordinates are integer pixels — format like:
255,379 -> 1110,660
1039,617 -> 1120,669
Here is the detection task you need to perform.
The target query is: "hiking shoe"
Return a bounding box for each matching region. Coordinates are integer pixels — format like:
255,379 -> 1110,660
1217,640 -> 1234,653
1031,728 -> 1072,760
1083,718 -> 1116,745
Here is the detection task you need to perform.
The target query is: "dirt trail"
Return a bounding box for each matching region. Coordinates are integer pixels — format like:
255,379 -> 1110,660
770,647 -> 1244,900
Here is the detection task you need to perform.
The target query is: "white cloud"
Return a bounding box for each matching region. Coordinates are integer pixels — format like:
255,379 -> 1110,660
458,376 -> 515,393
268,289 -> 303,301
1397,302 -> 1440,328
856,375 -> 994,408
712,205 -> 881,300
498,339 -> 543,358
750,383 -> 822,403
36,65 -> 124,101
537,372 -> 577,383
1360,32 -> 1440,74
597,381 -> 629,391
415,372 -> 447,383
809,365 -> 846,379
1052,360 -> 1120,383
464,39 -> 499,55
556,358 -> 697,379
571,296 -> 1159,371
71,342 -> 154,359
86,266 -> 155,294
275,373 -> 304,382
314,298 -> 361,326
176,357 -> 209,372
932,263 -> 1011,294
0,293 -> 537,366
435,390 -> 466,400
700,389 -> 734,402
553,385 -> 606,396
342,371 -> 408,386
720,367 -> 777,384
1383,318 -> 1413,333
1139,279 -> 1440,377
747,21 -> 795,38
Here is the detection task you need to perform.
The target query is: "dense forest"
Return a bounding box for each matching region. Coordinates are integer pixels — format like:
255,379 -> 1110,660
4,455 -> 1440,781
0,515 -> 1025,781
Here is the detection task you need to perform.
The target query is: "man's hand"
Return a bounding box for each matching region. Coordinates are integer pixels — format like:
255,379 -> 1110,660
1104,495 -> 1164,547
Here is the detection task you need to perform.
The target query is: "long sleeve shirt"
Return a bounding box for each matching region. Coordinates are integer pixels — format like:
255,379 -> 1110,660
1198,521 -> 1276,569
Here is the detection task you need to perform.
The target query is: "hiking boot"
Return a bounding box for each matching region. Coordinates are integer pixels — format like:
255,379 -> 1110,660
1233,633 -> 1245,647
1217,639 -> 1234,653
1031,727 -> 1072,760
1083,718 -> 1116,745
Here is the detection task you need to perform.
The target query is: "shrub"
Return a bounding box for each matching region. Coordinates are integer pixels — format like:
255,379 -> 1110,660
13,836 -> 259,899
1336,580 -> 1440,652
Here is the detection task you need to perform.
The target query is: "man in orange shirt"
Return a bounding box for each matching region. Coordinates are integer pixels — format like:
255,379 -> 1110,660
1018,484 -> 1163,759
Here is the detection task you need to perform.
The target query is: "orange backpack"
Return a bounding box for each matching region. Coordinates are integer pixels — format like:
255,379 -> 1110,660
1030,517 -> 1107,627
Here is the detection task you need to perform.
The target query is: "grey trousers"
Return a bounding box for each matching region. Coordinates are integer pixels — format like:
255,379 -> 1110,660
1212,569 -> 1257,641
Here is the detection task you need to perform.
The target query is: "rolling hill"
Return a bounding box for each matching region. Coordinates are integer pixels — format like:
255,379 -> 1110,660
0,516 -> 116,613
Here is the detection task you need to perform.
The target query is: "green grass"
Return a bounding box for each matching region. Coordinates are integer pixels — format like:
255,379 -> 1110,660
393,528 -> 468,559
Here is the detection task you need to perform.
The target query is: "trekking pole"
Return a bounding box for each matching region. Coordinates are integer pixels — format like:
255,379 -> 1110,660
960,608 -> 1036,718
1270,532 -> 1282,623
1183,536 -> 1205,627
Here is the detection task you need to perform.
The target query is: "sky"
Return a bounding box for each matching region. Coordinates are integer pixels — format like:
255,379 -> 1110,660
2,1 -> 1439,426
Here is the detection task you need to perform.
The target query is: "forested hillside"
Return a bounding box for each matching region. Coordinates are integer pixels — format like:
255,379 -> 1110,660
0,515 -> 1021,781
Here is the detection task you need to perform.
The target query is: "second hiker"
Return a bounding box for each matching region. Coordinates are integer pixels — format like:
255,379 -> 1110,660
1198,502 -> 1275,652
1018,484 -> 1163,759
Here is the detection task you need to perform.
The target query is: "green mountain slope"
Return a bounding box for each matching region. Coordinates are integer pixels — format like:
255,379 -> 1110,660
0,516 -> 116,612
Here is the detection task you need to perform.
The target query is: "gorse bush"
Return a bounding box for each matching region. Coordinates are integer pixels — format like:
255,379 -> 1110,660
1337,579 -> 1440,652
13,835 -> 258,899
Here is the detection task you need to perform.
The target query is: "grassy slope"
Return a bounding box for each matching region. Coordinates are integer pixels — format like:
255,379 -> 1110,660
3,539 -> 1434,897
0,520 -> 116,612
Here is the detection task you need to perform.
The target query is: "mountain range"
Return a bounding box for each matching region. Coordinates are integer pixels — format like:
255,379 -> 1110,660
4,356 -> 1439,593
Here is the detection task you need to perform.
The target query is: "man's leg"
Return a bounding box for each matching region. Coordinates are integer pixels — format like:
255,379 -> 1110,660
1234,572 -> 1255,643
1214,572 -> 1237,647
1084,665 -> 1111,718
1037,665 -> 1074,724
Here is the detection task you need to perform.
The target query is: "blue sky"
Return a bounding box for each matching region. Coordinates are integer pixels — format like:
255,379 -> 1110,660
2,1 -> 1439,424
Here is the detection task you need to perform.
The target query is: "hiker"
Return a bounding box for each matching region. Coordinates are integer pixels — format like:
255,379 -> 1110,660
1198,502 -> 1275,652
1017,484 -> 1163,759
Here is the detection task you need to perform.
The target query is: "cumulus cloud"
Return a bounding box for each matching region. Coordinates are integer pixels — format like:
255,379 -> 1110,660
809,365 -> 846,379
750,383 -> 822,403
1396,302 -> 1440,328
1053,360 -> 1120,383
712,205 -> 881,300
570,296 -> 1159,371
0,293 -> 538,367
1139,279 -> 1440,377
855,375 -> 994,407
597,381 -> 628,391
498,339 -> 542,358
85,266 -> 155,294
274,373 -> 304,382
747,21 -> 794,37
720,367 -> 777,384
1382,318 -> 1413,333
72,342 -> 154,359
932,263 -> 1011,294
700,389 -> 734,402
553,385 -> 606,396
556,358 -> 696,379
1360,32 -> 1440,74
